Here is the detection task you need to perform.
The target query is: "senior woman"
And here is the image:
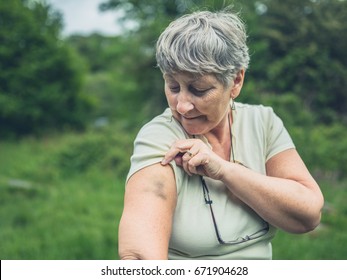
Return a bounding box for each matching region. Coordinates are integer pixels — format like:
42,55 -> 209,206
118,9 -> 324,260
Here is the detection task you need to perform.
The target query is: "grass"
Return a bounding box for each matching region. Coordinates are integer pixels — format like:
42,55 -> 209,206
0,125 -> 346,260
0,168 -> 124,259
0,126 -> 131,260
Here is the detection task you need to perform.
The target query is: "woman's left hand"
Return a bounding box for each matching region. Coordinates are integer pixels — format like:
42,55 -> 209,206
161,139 -> 226,180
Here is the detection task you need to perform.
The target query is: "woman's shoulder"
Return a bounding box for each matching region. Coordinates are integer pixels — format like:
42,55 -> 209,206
234,102 -> 277,124
235,102 -> 274,114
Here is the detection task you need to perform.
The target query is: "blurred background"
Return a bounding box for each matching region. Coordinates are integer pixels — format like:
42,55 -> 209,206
0,0 -> 346,259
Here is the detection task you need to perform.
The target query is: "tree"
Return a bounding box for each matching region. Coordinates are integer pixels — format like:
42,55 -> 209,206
67,34 -> 143,123
0,0 -> 93,137
248,0 -> 347,123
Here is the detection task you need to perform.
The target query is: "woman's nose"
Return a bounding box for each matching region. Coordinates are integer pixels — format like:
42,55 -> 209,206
176,92 -> 194,114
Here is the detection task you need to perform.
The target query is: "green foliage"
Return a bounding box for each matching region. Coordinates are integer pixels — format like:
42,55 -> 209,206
51,127 -> 134,178
0,173 -> 123,259
67,35 -> 150,122
67,34 -> 126,73
0,123 -> 134,259
246,0 -> 347,123
0,0 -> 94,138
285,123 -> 347,180
301,123 -> 347,178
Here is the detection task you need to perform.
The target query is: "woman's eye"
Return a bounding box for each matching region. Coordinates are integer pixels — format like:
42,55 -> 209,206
169,86 -> 180,93
189,86 -> 209,96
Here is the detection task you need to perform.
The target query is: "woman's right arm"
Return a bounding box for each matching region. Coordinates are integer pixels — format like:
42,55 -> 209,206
118,163 -> 177,260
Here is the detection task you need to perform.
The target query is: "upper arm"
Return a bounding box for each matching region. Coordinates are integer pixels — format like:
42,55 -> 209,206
118,163 -> 177,260
266,148 -> 323,196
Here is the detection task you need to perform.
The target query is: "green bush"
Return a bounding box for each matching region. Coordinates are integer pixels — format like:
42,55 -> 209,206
0,0 -> 94,138
51,126 -> 134,178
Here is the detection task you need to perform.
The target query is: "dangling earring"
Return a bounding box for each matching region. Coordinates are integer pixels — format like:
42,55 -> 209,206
231,98 -> 236,110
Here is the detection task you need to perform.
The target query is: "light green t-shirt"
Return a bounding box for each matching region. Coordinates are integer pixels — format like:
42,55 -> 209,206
126,102 -> 295,259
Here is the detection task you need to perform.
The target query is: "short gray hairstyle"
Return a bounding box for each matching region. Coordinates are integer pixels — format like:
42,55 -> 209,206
155,10 -> 249,86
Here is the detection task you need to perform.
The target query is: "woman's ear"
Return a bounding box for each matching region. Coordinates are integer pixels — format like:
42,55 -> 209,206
230,69 -> 245,99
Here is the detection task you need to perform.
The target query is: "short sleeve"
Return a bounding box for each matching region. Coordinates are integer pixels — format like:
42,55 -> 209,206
126,111 -> 186,192
265,107 -> 295,161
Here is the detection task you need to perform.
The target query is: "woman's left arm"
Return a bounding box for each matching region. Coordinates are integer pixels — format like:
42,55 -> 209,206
220,148 -> 324,233
162,139 -> 324,233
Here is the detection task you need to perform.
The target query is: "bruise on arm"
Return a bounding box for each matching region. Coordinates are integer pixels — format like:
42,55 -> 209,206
124,163 -> 177,208
143,179 -> 167,200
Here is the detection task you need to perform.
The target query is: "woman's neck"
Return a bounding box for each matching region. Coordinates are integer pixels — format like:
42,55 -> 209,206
204,111 -> 233,161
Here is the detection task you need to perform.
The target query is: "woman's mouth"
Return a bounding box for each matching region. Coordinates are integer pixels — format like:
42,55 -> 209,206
182,115 -> 199,120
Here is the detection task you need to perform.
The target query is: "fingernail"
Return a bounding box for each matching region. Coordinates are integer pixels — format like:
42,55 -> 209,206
161,159 -> 168,165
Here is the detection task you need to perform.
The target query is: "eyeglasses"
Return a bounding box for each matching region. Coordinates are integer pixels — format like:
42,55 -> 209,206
200,176 -> 270,245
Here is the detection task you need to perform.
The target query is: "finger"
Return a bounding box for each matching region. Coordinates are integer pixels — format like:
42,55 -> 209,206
186,150 -> 193,157
182,147 -> 199,161
187,153 -> 210,176
161,148 -> 186,165
161,140 -> 196,165
182,146 -> 202,175
174,154 -> 183,166
182,153 -> 193,176
182,158 -> 193,176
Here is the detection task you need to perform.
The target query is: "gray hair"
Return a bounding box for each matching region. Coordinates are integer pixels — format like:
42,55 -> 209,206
155,10 -> 249,86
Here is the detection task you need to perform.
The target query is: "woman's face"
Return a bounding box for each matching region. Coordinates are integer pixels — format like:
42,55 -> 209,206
164,72 -> 244,135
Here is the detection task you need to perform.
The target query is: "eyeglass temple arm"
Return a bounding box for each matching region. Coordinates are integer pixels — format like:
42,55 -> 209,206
200,176 -> 226,244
